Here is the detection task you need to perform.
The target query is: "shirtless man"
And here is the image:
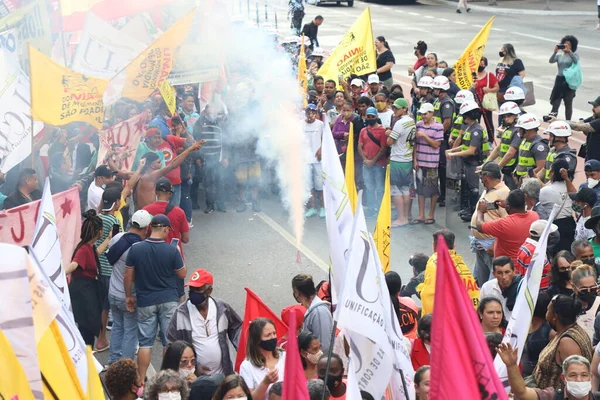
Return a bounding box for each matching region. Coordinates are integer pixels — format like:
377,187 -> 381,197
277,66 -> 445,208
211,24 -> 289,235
134,140 -> 204,210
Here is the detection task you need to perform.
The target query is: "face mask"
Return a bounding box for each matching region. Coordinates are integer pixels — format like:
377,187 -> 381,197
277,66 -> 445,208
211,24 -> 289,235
178,367 -> 195,379
566,380 -> 592,398
158,393 -> 181,400
588,178 -> 599,189
558,271 -> 571,282
572,203 -> 584,213
326,374 -> 342,391
578,291 -> 597,305
136,385 -> 144,397
365,119 -> 376,126
205,116 -> 217,124
499,51 -> 505,57
189,291 -> 208,306
478,66 -> 485,73
306,350 -> 323,364
375,101 -> 387,111
582,258 -> 595,267
259,338 -> 278,352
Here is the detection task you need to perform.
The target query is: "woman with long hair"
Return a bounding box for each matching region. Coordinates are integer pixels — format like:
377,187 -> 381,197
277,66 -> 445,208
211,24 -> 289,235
298,332 -> 321,380
211,375 -> 252,400
478,297 -> 506,334
495,43 -> 526,101
375,36 -> 395,89
66,210 -> 112,346
239,318 -> 285,400
549,35 -> 579,120
161,341 -> 198,385
546,250 -> 576,298
414,365 -> 430,400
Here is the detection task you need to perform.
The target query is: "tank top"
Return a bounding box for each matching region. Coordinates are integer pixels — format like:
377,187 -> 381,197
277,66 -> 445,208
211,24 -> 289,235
522,322 -> 552,376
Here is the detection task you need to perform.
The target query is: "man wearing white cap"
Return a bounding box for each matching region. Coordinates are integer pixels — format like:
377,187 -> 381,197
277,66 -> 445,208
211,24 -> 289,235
365,74 -> 381,100
516,220 -> 557,291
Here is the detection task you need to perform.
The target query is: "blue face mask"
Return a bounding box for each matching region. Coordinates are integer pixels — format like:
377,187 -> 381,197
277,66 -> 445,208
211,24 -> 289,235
189,291 -> 207,306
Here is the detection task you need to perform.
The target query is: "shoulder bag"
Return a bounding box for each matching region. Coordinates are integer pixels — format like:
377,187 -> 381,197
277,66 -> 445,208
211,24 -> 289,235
482,73 -> 499,111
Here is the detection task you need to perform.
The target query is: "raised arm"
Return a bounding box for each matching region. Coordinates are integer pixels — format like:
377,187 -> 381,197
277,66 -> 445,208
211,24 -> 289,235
149,141 -> 204,180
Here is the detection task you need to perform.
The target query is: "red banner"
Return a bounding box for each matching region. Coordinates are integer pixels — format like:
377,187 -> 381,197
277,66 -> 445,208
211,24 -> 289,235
0,188 -> 81,268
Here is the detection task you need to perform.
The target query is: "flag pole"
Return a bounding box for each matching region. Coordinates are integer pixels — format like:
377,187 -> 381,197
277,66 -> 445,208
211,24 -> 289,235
28,45 -> 35,169
320,320 -> 339,400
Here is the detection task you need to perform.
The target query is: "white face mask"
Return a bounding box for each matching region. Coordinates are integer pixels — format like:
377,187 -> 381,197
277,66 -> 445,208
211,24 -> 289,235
566,380 -> 592,398
588,178 -> 599,189
178,367 -> 195,379
158,392 -> 181,400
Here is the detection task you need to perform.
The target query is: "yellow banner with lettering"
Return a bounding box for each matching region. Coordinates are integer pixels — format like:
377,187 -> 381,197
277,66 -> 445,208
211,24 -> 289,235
374,165 -> 391,272
454,17 -> 495,90
29,45 -> 109,128
159,79 -> 177,116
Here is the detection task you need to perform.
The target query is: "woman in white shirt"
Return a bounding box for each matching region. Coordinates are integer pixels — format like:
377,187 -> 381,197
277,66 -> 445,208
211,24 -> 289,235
239,318 -> 286,400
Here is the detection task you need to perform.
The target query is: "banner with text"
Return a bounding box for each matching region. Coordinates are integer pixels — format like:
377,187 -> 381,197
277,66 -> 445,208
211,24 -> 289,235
159,79 -> 177,116
30,45 -> 109,129
167,44 -> 221,85
96,112 -> 148,170
454,17 -> 494,90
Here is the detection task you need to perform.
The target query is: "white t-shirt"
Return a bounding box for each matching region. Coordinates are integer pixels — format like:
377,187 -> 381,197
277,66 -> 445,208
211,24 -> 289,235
187,299 -> 223,375
575,215 -> 595,241
389,115 -> 416,162
303,119 -> 326,164
239,352 -> 286,399
539,181 -> 572,220
377,110 -> 394,129
87,183 -> 104,211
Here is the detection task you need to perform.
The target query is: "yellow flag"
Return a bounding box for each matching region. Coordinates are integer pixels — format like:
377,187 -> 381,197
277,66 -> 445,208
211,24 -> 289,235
454,17 -> 495,89
159,79 -> 177,116
29,45 -> 109,128
345,122 -> 357,213
59,0 -> 103,15
317,8 -> 376,84
298,35 -> 308,107
0,329 -> 35,400
122,8 -> 196,101
374,165 -> 391,273
87,347 -> 105,399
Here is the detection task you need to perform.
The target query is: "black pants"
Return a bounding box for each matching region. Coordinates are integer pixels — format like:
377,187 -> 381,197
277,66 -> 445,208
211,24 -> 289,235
204,161 -> 225,209
438,140 -> 448,202
290,11 -> 303,34
555,217 -> 576,253
550,75 -> 576,120
79,327 -> 95,347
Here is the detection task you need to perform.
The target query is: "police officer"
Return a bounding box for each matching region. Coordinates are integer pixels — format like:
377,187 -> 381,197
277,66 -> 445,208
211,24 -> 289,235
432,75 -> 456,208
485,101 -> 521,190
449,89 -> 474,148
513,113 -> 549,185
538,121 -> 573,183
415,76 -> 435,122
449,89 -> 474,214
447,101 -> 489,220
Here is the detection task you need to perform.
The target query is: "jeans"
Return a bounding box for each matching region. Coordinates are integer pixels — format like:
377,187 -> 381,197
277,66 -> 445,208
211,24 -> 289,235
473,249 -> 494,287
108,295 -> 138,363
204,161 -> 225,209
137,302 -> 177,348
169,184 -> 181,207
179,181 -> 192,222
362,164 -> 386,211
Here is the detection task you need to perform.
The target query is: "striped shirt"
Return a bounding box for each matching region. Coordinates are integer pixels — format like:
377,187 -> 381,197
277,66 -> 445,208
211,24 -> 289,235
516,238 -> 551,290
96,213 -> 120,277
415,120 -> 444,168
195,124 -> 223,164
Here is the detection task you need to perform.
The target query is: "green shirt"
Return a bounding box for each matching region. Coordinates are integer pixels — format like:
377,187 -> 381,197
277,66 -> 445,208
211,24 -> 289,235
96,213 -> 120,276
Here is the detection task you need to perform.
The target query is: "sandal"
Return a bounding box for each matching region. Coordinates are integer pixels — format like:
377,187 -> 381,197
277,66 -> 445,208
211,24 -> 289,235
391,223 -> 409,229
410,219 -> 424,225
424,218 -> 436,225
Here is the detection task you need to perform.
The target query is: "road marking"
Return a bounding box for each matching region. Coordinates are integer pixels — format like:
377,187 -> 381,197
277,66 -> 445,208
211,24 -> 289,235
407,12 -> 420,16
510,31 -> 600,52
255,212 -> 329,273
424,15 -> 434,18
394,9 -> 405,13
492,27 -> 506,32
439,18 -> 449,21
454,20 -> 467,24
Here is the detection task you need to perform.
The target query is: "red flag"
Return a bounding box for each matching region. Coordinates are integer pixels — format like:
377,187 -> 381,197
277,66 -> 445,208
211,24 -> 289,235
282,309 -> 310,400
430,238 -> 508,400
235,288 -> 288,371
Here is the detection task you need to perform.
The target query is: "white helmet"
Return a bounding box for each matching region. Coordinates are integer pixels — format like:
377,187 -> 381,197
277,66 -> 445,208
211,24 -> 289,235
515,113 -> 541,130
311,47 -> 325,57
131,210 -> 153,229
459,101 -> 479,115
498,101 -> 521,116
504,86 -> 525,101
417,76 -> 434,89
544,120 -> 572,137
431,76 -> 450,91
455,90 -> 474,105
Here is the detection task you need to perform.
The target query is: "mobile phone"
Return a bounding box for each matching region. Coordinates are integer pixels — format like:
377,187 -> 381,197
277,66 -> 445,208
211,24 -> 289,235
338,74 -> 344,83
171,238 -> 180,247
111,224 -> 120,237
472,71 -> 477,79
557,44 -> 566,50
485,201 -> 498,210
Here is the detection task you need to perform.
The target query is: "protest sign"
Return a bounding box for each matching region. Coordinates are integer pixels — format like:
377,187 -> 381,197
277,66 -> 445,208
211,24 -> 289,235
159,79 -> 177,116
96,112 -> 148,170
29,45 -> 109,129
454,17 -> 494,90
0,187 -> 81,269
71,13 -> 145,79
0,29 -> 44,173
167,45 -> 221,85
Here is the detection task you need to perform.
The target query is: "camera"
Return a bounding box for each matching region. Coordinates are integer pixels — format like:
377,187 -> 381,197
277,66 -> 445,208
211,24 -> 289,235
543,115 -> 553,122
485,201 -> 498,210
472,71 -> 477,79
557,44 -> 566,50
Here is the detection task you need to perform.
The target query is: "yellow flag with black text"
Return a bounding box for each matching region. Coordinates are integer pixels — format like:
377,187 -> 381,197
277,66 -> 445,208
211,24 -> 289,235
345,122 -> 357,213
374,165 -> 391,273
29,45 -> 109,128
121,8 -> 196,101
0,329 -> 35,400
298,35 -> 308,107
87,346 -> 106,399
317,8 -> 376,84
454,16 -> 495,90
159,79 -> 177,116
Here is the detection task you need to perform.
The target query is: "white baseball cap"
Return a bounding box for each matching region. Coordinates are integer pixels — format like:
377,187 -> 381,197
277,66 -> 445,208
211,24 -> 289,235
367,74 -> 380,84
350,78 -> 363,87
529,220 -> 558,237
131,210 -> 153,229
417,103 -> 435,114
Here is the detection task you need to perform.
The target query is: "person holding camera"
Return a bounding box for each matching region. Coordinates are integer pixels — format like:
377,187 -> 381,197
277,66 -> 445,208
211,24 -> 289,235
549,35 -> 580,121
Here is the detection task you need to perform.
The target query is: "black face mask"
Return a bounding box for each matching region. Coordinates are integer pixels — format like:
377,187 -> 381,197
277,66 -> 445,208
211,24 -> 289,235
578,291 -> 597,306
326,93 -> 335,101
499,51 -> 505,57
326,374 -> 342,392
478,66 -> 485,73
189,291 -> 207,306
581,258 -> 595,267
259,338 -> 278,352
558,271 -> 571,282
365,119 -> 376,126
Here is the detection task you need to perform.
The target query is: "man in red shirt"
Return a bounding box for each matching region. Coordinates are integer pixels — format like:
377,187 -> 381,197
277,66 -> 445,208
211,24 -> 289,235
358,106 -> 389,217
154,122 -> 189,207
516,220 -> 557,290
474,189 -> 540,265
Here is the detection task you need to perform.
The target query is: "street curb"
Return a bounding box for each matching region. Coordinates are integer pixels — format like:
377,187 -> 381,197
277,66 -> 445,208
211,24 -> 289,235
427,0 -> 596,16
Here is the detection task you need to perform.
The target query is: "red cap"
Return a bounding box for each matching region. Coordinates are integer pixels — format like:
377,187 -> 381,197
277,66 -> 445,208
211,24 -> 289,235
281,304 -> 306,327
185,269 -> 214,287
145,127 -> 160,137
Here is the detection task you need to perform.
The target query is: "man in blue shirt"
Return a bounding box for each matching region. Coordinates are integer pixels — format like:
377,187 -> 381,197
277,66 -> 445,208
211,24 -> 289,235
125,214 -> 187,383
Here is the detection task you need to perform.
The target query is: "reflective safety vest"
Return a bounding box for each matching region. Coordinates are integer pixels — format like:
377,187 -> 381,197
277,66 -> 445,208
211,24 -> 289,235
450,115 -> 464,139
433,97 -> 456,132
498,123 -> 519,167
544,145 -> 572,181
460,122 -> 490,164
516,135 -> 548,176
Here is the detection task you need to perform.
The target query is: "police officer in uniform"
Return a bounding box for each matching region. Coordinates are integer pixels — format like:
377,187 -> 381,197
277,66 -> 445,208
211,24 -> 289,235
449,89 -> 474,214
538,121 -> 574,184
416,76 -> 435,123
485,101 -> 521,190
447,101 -> 489,220
432,75 -> 456,208
513,113 -> 549,185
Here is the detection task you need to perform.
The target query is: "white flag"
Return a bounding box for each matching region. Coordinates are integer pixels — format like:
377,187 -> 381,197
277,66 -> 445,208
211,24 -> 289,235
493,204 -> 561,392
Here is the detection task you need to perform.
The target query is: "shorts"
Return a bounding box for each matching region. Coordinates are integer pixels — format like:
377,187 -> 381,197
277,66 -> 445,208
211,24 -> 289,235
99,275 -> 111,311
235,161 -> 261,185
390,161 -> 412,196
137,302 -> 178,348
307,163 -> 323,191
416,167 -> 439,198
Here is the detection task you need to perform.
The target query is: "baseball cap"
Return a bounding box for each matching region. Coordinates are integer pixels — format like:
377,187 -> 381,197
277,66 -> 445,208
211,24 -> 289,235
417,103 -> 434,114
569,187 -> 598,206
479,161 -> 501,179
366,107 -> 378,117
131,210 -> 153,229
392,98 -> 409,109
305,103 -> 317,111
529,220 -> 558,237
350,78 -> 363,87
155,177 -> 173,193
307,90 -> 318,97
367,74 -> 379,85
94,165 -> 117,178
588,96 -> 600,107
150,214 -> 171,228
185,269 -> 214,287
145,127 -> 161,137
585,206 -> 600,229
584,159 -> 600,172
101,188 -> 121,212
